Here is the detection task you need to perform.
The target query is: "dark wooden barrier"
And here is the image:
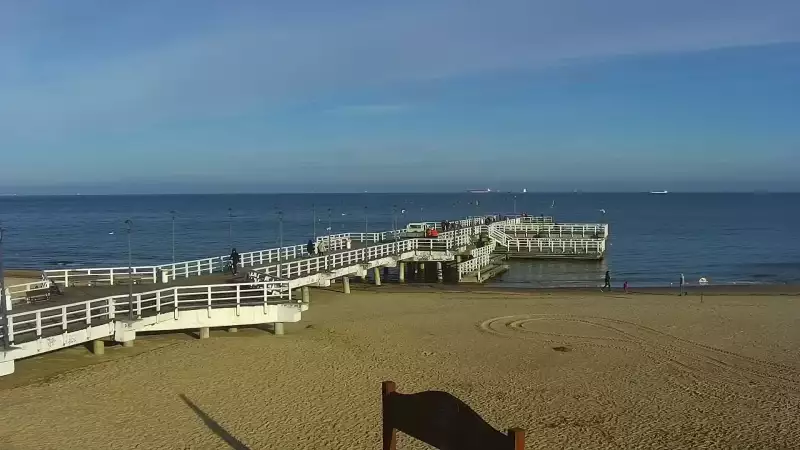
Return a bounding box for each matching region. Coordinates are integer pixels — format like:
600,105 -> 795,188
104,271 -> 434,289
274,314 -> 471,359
382,381 -> 525,450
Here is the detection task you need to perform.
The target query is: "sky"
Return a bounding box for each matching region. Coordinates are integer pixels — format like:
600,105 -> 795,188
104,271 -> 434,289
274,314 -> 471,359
1,0 -> 799,193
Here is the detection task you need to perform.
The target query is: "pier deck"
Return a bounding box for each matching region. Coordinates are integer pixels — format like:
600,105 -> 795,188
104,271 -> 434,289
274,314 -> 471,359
1,214 -> 608,376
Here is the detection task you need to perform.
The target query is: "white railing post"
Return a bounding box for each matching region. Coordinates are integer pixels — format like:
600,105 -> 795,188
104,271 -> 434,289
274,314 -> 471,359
6,316 -> 14,343
35,312 -> 42,338
61,306 -> 67,331
156,291 -> 161,312
85,303 -> 91,325
206,286 -> 213,317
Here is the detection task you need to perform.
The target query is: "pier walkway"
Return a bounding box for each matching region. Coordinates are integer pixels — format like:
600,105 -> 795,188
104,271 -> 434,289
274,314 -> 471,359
1,217 -> 503,376
1,215 -> 609,376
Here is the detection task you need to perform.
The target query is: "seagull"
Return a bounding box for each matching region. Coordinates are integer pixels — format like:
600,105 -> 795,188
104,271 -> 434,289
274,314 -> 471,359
599,209 -> 606,214
108,232 -> 115,235
341,213 -> 346,216
400,209 -> 406,214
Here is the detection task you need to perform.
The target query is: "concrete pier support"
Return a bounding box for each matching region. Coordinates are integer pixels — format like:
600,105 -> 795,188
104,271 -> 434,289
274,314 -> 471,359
343,276 -> 351,294
274,322 -> 285,335
436,262 -> 443,283
122,340 -> 134,348
360,274 -> 368,284
399,262 -> 406,283
456,255 -> 462,263
373,267 -> 382,286
199,327 -> 210,339
228,327 -> 238,333
0,361 -> 14,377
302,286 -> 310,303
92,339 -> 105,355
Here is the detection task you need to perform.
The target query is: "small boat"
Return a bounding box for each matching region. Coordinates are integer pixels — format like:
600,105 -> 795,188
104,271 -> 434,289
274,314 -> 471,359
468,188 -> 492,194
649,190 -> 668,195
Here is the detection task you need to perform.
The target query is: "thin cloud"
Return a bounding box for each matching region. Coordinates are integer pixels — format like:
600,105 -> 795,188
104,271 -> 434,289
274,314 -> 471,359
325,104 -> 411,115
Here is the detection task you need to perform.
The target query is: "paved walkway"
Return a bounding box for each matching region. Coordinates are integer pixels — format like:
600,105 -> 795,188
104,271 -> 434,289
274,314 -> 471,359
11,240 -> 380,313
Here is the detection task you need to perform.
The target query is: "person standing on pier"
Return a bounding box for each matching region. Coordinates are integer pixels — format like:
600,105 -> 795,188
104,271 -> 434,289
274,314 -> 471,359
229,248 -> 240,275
680,273 -> 685,296
602,270 -> 611,292
307,239 -> 315,256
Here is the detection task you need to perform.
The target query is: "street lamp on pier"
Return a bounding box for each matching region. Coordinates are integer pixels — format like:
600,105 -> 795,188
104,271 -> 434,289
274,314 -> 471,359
227,208 -> 234,250
170,210 -> 176,265
0,224 -> 8,350
125,219 -> 134,320
327,208 -> 332,251
277,211 -> 284,276
364,206 -> 369,235
312,203 -> 317,240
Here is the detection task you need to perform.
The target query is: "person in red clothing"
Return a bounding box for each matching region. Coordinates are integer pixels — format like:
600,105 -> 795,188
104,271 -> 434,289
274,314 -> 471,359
429,228 -> 439,238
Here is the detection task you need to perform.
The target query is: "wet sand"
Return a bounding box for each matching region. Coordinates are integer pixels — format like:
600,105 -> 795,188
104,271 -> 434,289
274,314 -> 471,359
1,286 -> 799,449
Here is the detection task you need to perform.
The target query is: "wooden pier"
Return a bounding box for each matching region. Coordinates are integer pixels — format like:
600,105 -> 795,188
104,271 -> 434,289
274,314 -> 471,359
1,214 -> 607,376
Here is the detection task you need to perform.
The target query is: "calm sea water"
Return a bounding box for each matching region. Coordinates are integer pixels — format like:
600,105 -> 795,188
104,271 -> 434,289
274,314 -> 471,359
1,193 -> 798,287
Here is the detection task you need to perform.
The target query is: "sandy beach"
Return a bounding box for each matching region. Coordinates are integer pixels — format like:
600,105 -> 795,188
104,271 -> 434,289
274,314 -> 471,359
1,286 -> 799,449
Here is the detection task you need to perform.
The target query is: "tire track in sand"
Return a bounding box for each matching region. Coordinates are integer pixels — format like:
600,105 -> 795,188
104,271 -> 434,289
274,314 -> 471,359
478,314 -> 800,403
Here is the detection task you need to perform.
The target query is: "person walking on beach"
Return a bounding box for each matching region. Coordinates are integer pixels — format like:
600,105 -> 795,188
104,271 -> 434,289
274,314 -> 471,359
623,280 -> 629,294
229,248 -> 240,275
680,273 -> 685,296
602,270 -> 611,291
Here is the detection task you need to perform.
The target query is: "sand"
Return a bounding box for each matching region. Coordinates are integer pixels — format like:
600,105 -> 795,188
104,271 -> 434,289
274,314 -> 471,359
1,287 -> 799,449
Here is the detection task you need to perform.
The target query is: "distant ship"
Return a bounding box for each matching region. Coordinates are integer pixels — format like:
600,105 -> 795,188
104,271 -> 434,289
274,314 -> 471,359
468,188 -> 492,193
522,188 -> 527,193
649,190 -> 668,195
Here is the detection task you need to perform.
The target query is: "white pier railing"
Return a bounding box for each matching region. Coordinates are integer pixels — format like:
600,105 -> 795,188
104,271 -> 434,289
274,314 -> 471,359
0,280 -> 298,376
499,223 -> 609,238
505,237 -> 606,255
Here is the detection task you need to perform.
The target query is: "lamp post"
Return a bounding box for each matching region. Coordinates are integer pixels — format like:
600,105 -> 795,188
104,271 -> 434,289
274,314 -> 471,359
392,204 -> 397,238
227,208 -> 233,250
125,219 -> 133,320
312,203 -> 317,240
277,211 -> 284,277
0,224 -> 8,350
327,208 -> 332,250
170,210 -> 176,265
513,196 -> 517,215
364,206 -> 369,235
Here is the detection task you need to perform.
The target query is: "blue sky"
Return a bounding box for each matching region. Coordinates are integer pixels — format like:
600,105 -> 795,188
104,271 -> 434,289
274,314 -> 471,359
1,0 -> 799,193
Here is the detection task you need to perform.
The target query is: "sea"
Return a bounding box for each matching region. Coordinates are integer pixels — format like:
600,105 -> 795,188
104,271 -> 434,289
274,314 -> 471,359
1,193 -> 798,288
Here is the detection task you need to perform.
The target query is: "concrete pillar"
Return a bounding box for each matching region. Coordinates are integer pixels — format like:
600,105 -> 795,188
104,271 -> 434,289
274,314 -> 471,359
436,262 -> 443,283
399,262 -> 406,283
302,286 -> 310,303
123,340 -> 134,348
274,322 -> 285,335
0,361 -> 14,377
343,276 -> 351,294
360,275 -> 368,284
373,267 -> 382,286
199,327 -> 210,339
456,255 -> 462,263
228,327 -> 238,333
92,339 -> 105,355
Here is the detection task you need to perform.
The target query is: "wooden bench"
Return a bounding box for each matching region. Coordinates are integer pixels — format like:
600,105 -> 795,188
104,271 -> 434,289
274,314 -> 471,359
25,288 -> 51,304
382,381 -> 524,450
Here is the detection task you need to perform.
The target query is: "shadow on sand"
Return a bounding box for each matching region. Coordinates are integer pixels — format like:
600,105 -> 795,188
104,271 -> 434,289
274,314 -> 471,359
179,394 -> 251,450
382,381 -> 524,450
